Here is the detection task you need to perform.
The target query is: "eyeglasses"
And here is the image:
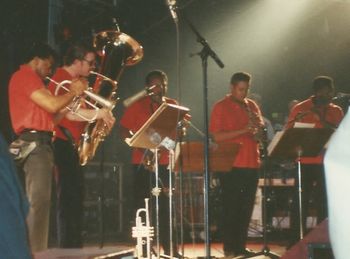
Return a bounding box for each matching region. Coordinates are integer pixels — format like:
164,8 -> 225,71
82,58 -> 96,67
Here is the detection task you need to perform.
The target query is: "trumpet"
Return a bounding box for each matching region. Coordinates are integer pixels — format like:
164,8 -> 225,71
132,198 -> 154,259
46,76 -> 115,122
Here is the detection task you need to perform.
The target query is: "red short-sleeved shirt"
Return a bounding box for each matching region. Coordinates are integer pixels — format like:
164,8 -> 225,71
120,96 -> 177,165
209,95 -> 263,169
286,97 -> 344,164
9,65 -> 54,134
48,68 -> 87,143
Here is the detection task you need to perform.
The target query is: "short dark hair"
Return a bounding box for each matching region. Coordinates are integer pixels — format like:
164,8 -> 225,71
230,72 -> 251,85
312,76 -> 334,93
145,70 -> 168,86
63,42 -> 95,66
23,42 -> 57,63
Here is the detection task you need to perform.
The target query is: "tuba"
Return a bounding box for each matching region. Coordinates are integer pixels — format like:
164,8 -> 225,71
78,30 -> 143,165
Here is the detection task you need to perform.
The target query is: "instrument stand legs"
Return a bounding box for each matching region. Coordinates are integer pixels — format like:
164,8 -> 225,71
151,148 -> 178,259
168,150 -> 175,259
152,148 -> 161,259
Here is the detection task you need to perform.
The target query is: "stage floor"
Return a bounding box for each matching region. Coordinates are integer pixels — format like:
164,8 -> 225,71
34,242 -> 287,258
180,242 -> 286,258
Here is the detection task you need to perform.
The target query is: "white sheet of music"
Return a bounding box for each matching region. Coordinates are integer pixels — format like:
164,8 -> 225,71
293,122 -> 315,128
267,122 -> 316,156
267,130 -> 284,156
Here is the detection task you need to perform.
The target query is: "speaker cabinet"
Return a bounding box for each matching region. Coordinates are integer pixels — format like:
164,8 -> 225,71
82,162 -> 124,241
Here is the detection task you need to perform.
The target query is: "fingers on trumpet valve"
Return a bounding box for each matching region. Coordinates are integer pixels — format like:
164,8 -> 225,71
70,78 -> 88,96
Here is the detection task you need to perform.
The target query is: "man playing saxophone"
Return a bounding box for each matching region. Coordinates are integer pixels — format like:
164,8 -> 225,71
8,42 -> 87,252
209,72 -> 264,258
48,42 -> 115,248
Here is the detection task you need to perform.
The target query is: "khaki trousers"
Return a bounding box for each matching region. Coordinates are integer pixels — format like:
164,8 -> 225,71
22,141 -> 53,253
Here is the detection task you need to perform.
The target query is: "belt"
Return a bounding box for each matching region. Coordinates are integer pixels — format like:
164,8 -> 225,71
19,129 -> 53,143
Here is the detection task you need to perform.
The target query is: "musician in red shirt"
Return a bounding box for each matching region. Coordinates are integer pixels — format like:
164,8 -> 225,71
286,76 -> 343,246
210,72 -> 264,258
120,70 -> 179,257
48,42 -> 115,248
8,42 -> 86,252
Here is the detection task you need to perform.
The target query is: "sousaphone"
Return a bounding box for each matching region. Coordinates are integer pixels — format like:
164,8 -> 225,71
78,30 -> 143,165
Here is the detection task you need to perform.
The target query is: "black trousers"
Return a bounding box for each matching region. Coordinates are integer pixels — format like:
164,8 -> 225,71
133,164 -> 177,256
53,138 -> 84,248
289,164 -> 327,245
218,168 -> 258,256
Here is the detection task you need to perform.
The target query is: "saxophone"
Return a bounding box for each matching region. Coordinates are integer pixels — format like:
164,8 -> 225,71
244,101 -> 267,147
78,30 -> 143,165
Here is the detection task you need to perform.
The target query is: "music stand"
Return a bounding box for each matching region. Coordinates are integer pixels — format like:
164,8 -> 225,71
173,141 -> 239,257
173,141 -> 240,173
268,127 -> 334,240
125,102 -> 189,259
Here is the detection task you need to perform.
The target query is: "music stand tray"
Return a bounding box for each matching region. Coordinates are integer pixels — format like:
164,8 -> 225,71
125,102 -> 189,149
174,141 -> 240,173
267,127 -> 334,240
268,128 -> 334,159
124,101 -> 189,258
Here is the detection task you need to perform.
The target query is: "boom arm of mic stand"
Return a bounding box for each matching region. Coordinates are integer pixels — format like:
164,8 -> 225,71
182,12 -> 224,68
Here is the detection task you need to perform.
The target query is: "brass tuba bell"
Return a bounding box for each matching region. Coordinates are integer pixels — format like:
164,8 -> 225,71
78,30 -> 143,166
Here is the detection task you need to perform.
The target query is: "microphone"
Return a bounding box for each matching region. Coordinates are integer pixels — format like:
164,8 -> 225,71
166,0 -> 178,22
123,85 -> 157,107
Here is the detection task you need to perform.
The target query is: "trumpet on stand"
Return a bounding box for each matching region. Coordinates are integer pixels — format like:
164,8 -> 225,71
132,198 -> 154,259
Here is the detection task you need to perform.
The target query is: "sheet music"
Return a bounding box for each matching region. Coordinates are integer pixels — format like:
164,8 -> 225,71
267,122 -> 315,156
267,130 -> 284,156
125,102 -> 189,149
294,122 -> 315,128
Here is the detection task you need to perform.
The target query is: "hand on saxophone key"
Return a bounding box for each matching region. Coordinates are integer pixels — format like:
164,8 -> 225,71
98,108 -> 116,130
245,122 -> 258,135
70,78 -> 88,96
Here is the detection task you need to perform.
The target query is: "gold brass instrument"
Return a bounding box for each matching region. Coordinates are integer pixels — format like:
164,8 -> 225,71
132,198 -> 154,259
244,101 -> 267,146
78,30 -> 144,165
46,77 -> 115,122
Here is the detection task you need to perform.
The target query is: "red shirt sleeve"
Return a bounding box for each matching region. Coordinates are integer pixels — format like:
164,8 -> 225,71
120,101 -> 145,134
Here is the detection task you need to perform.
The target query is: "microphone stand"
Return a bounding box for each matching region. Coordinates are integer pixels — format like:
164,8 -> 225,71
181,11 -> 224,259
